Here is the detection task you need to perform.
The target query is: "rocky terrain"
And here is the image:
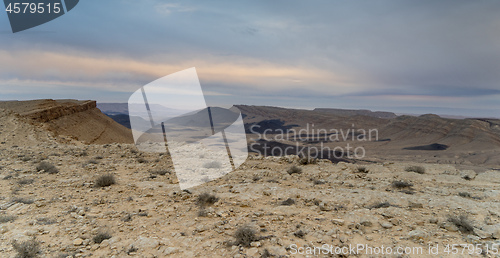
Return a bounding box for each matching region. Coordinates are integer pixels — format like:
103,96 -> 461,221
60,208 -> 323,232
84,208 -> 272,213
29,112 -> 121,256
0,143 -> 499,257
0,101 -> 499,257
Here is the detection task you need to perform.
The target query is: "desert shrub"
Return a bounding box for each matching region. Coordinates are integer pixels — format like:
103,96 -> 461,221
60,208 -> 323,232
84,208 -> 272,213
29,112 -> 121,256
405,166 -> 425,174
17,178 -> 34,185
12,238 -> 41,258
196,193 -> 219,207
203,161 -> 222,169
312,179 -> 326,185
122,214 -> 133,222
287,165 -> 302,175
294,230 -> 306,238
0,214 -> 16,223
356,166 -> 369,173
252,175 -> 261,182
462,175 -> 473,181
448,215 -> 474,234
136,157 -> 148,163
261,249 -> 272,258
12,197 -> 34,204
391,180 -> 413,189
94,174 -> 116,188
281,198 -> 295,206
368,201 -> 391,209
36,162 -> 58,174
87,159 -> 99,165
234,226 -> 257,247
3,175 -> 13,180
458,192 -> 472,198
127,246 -> 138,255
298,156 -> 317,165
93,232 -> 112,244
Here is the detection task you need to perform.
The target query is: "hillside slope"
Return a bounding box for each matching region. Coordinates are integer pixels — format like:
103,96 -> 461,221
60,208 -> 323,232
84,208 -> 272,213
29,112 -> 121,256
0,99 -> 133,145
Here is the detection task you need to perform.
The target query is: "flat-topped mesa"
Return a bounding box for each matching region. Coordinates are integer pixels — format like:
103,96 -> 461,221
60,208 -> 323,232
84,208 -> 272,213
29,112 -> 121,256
0,99 -> 133,144
21,100 -> 97,123
0,99 -> 96,122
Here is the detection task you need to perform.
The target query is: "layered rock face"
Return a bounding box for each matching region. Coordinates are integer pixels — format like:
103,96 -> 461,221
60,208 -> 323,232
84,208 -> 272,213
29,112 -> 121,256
0,99 -> 133,145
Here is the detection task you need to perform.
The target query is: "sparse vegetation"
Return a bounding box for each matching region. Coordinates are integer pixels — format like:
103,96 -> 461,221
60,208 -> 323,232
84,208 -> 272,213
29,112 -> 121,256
93,232 -> 112,244
12,238 -> 41,258
281,198 -> 295,206
203,161 -> 222,169
405,166 -> 425,174
36,161 -> 58,174
233,226 -> 257,247
0,214 -> 16,223
287,165 -> 302,175
391,180 -> 413,189
462,175 -> 473,181
458,192 -> 472,198
122,214 -> 133,222
261,249 -> 272,258
196,193 -> 219,207
94,174 -> 116,187
356,166 -> 369,173
448,215 -> 474,234
87,159 -> 99,165
127,246 -> 138,255
136,157 -> 148,163
294,230 -> 306,238
298,156 -> 317,165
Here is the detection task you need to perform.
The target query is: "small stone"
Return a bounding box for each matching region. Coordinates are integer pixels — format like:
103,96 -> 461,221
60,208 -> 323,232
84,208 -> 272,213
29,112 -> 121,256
250,241 -> 261,247
73,238 -> 84,246
408,230 -> 426,240
429,218 -> 438,224
163,247 -> 179,255
246,247 -> 259,257
441,222 -> 459,232
100,240 -> 110,247
380,222 -> 393,229
0,225 -> 9,234
319,202 -> 333,211
474,229 -> 491,239
360,218 -> 373,227
332,219 -> 345,226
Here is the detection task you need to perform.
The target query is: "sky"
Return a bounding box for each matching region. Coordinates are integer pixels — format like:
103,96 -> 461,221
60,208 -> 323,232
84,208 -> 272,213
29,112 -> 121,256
0,0 -> 499,118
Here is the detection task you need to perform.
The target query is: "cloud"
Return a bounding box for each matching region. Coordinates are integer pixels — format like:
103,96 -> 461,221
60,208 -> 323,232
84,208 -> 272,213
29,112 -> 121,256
0,49 -> 353,96
156,3 -> 196,15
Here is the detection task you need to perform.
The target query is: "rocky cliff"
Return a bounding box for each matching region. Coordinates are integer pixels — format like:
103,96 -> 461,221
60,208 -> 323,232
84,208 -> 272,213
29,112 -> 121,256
0,99 -> 133,144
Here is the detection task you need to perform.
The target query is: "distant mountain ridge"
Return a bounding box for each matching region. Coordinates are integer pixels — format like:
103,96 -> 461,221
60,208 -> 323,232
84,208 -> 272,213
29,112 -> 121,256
314,108 -> 397,119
